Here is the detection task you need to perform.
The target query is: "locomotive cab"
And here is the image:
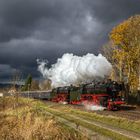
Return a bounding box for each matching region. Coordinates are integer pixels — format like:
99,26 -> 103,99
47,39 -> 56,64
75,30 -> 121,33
107,81 -> 125,110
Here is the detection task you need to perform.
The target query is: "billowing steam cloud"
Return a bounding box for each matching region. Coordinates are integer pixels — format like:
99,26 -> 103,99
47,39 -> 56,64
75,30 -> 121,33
37,53 -> 112,87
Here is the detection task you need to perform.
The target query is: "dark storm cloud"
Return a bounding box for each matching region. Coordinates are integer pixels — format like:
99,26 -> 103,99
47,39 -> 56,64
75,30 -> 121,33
0,0 -> 83,42
84,0 -> 140,24
0,0 -> 140,81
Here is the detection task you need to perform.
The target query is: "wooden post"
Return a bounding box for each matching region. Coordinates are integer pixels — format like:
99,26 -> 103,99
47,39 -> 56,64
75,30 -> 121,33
137,64 -> 140,104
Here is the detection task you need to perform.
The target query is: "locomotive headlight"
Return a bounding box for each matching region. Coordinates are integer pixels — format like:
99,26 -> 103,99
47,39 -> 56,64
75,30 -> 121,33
121,98 -> 124,101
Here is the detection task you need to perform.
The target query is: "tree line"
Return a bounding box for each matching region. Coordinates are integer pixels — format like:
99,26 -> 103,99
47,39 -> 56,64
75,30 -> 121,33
102,15 -> 140,94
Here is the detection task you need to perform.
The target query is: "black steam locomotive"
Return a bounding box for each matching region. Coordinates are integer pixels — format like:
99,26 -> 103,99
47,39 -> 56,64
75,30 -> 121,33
51,80 -> 125,110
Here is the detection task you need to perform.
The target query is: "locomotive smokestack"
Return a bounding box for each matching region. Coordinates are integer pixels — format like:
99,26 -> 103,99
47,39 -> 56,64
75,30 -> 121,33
37,53 -> 112,88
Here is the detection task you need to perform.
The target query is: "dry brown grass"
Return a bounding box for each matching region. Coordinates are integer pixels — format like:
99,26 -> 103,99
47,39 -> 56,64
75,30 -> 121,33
0,113 -> 62,140
0,97 -> 84,140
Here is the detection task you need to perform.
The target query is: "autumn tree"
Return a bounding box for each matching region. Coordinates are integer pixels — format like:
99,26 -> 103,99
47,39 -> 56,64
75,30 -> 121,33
31,80 -> 39,90
110,15 -> 140,91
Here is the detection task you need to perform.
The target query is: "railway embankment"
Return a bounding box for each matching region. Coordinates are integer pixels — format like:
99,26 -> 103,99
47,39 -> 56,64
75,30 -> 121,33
38,101 -> 140,140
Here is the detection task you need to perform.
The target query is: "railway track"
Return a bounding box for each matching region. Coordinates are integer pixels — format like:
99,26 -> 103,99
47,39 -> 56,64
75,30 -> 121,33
43,101 -> 140,121
95,105 -> 140,121
67,104 -> 140,121
68,104 -> 140,121
95,110 -> 140,121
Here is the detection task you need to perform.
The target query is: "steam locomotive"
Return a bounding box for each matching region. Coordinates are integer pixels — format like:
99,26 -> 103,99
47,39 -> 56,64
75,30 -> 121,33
20,80 -> 125,110
50,80 -> 125,110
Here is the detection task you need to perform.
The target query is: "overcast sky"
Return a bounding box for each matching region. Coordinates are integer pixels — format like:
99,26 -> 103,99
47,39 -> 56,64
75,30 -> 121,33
0,0 -> 140,82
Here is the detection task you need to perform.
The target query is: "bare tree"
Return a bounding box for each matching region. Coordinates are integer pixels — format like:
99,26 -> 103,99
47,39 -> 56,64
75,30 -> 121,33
39,79 -> 52,90
11,70 -> 23,108
101,42 -> 119,81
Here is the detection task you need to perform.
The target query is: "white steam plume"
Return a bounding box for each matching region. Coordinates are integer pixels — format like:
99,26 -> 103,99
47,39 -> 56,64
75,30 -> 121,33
37,53 -> 112,88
